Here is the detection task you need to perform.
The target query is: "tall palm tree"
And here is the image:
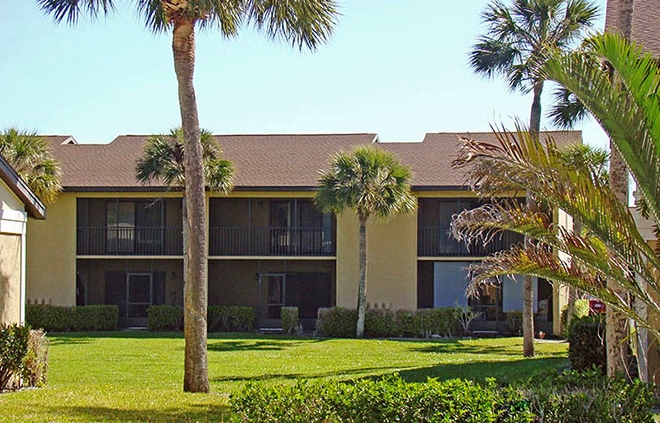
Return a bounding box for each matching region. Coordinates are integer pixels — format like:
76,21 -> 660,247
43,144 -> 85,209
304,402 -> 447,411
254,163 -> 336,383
452,32 -> 660,376
315,146 -> 416,338
38,0 -> 338,393
469,0 -> 599,357
0,128 -> 61,204
135,127 -> 235,261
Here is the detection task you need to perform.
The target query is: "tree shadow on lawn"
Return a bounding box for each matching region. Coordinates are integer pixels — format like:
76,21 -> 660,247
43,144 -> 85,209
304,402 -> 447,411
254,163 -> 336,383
38,403 -> 230,423
212,365 -> 407,383
207,337 -> 326,352
403,338 -> 567,358
396,356 -> 569,384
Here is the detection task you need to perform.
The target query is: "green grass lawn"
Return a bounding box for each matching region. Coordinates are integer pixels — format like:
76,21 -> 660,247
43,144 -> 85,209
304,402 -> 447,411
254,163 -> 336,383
0,332 -> 568,423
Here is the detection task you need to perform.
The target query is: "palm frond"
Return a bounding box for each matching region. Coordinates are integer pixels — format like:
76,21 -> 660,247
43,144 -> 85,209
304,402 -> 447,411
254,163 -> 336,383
37,0 -> 116,25
247,0 -> 339,51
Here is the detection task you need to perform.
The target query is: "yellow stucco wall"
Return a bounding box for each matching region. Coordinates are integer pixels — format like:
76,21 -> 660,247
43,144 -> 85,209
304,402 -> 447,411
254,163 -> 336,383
336,211 -> 417,311
26,193 -> 76,306
0,233 -> 22,323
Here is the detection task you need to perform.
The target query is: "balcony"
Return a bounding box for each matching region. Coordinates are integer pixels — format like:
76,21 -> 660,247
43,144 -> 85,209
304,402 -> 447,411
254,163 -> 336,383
77,226 -> 183,256
210,227 -> 335,256
418,227 -> 523,257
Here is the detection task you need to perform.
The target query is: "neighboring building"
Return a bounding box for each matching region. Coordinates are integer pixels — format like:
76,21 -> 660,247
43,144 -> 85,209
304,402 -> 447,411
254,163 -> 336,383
606,0 -> 660,385
27,131 -> 580,333
0,154 -> 46,324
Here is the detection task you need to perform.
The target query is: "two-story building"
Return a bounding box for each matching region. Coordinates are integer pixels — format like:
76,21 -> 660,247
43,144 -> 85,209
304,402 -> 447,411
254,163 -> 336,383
26,131 -> 580,334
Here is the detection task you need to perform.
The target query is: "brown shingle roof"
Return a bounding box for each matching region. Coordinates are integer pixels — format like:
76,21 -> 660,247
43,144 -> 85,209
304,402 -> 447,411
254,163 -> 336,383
44,131 -> 581,192
606,0 -> 660,57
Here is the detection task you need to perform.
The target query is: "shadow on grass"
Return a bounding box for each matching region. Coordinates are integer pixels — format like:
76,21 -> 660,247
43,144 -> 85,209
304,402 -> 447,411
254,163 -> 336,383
403,338 -> 567,358
207,337 -> 325,352
38,404 -> 230,423
397,356 -> 569,384
213,365 -> 407,383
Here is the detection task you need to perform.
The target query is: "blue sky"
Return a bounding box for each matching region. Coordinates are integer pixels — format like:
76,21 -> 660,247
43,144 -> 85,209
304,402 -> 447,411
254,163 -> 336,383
0,1 -> 608,147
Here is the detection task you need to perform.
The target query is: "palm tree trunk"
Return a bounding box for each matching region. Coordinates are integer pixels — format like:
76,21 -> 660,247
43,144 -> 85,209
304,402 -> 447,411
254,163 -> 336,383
522,82 -> 544,357
356,215 -> 368,338
605,0 -> 633,379
172,17 -> 210,393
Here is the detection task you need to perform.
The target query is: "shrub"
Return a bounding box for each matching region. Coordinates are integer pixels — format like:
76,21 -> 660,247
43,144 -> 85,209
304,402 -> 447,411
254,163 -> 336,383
0,324 -> 30,390
230,375 -> 534,423
505,311 -> 523,336
21,329 -> 49,388
394,309 -> 420,337
281,307 -> 299,335
560,299 -> 590,336
26,305 -> 118,332
208,306 -> 255,332
316,307 -> 357,338
147,305 -> 183,331
524,369 -> 653,423
364,309 -> 397,338
416,307 -> 461,337
568,314 -> 606,372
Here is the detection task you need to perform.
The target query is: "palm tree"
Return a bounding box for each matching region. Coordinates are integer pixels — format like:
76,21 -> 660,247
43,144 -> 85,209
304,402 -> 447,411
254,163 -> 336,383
469,0 -> 599,357
135,127 -> 235,262
0,128 -> 61,204
450,125 -> 660,354
315,145 -> 416,338
452,32 -> 660,377
39,0 -> 338,393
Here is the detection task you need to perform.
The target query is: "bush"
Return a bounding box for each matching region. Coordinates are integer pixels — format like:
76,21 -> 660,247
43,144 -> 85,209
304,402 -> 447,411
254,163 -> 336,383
0,324 -> 30,390
230,375 -> 534,423
505,311 -> 523,336
316,307 -> 357,338
317,307 -> 463,338
416,307 -> 461,337
281,307 -> 299,334
26,305 -> 118,332
21,329 -> 49,388
524,369 -> 653,422
560,299 -> 590,336
568,314 -> 606,372
208,306 -> 255,332
364,309 -> 397,338
147,305 -> 183,331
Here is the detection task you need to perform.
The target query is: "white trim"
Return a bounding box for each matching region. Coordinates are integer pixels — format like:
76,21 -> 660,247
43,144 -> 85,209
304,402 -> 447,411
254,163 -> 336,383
0,209 -> 27,236
20,229 -> 26,324
209,255 -> 336,261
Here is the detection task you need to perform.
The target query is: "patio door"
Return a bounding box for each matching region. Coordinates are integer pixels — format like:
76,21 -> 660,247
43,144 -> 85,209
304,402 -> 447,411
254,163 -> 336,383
127,273 -> 152,318
260,273 -> 285,320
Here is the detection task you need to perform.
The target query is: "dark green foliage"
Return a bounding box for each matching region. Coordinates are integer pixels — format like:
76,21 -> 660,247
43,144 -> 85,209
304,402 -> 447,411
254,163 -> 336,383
230,375 -> 534,423
0,324 -> 30,390
505,311 -> 523,336
524,370 -> 653,423
208,306 -> 255,332
316,307 -> 357,338
21,329 -> 49,388
26,305 -> 118,332
317,307 -> 462,338
568,314 -> 606,372
560,299 -> 590,337
281,307 -> 299,335
147,305 -> 183,331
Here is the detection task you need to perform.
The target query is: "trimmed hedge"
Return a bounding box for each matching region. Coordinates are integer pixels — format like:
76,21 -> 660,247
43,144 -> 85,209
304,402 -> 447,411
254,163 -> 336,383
568,314 -> 606,372
230,375 -> 533,423
281,307 -> 299,334
146,305 -> 183,331
208,306 -> 255,332
26,305 -> 118,332
145,305 -> 255,332
316,307 -> 462,338
0,324 -> 30,390
230,372 -> 654,423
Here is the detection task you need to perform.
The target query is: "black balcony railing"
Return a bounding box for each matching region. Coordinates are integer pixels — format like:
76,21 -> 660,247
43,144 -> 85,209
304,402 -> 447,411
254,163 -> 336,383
418,227 -> 523,257
210,226 -> 335,256
77,226 -> 183,256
